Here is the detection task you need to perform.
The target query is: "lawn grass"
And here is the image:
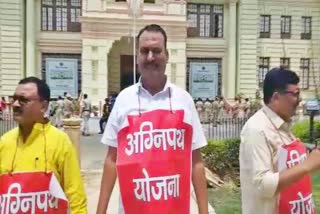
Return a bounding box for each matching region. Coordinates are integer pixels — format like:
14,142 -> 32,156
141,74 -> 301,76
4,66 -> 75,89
208,183 -> 241,214
207,173 -> 320,214
313,172 -> 320,209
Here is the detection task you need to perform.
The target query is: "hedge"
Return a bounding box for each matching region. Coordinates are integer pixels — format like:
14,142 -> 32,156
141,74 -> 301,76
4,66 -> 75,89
292,119 -> 320,144
201,119 -> 320,181
202,138 -> 240,178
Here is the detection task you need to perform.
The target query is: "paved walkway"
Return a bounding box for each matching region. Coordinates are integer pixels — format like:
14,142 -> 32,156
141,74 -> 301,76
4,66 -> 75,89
80,119 -> 215,213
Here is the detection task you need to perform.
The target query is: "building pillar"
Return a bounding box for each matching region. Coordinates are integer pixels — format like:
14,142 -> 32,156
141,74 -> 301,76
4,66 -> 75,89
26,0 -> 36,77
62,118 -> 82,167
166,42 -> 187,90
227,0 -> 237,99
82,39 -> 114,105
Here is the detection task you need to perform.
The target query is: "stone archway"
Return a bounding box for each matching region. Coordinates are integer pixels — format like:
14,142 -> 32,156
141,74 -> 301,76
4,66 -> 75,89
108,36 -> 137,94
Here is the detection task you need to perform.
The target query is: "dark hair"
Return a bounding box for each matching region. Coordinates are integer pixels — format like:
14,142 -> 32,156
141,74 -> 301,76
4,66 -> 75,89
263,67 -> 300,104
64,92 -> 67,96
83,94 -> 88,99
18,76 -> 50,102
137,24 -> 167,48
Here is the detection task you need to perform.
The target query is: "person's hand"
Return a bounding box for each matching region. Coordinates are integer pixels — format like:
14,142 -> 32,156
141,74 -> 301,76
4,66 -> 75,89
303,148 -> 320,173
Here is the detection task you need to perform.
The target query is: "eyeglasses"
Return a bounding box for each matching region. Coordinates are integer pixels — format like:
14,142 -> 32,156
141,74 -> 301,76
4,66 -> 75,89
12,95 -> 40,106
283,90 -> 300,98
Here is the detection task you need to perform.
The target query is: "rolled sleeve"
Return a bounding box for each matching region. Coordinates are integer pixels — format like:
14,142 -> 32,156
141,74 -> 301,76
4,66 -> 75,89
260,172 -> 279,198
240,128 -> 279,199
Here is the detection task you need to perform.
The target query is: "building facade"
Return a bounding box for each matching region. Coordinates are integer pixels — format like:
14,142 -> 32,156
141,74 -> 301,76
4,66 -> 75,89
0,0 -> 319,105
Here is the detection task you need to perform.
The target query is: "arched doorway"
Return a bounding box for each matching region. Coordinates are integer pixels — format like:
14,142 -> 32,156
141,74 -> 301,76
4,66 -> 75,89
108,36 -> 140,94
120,55 -> 139,90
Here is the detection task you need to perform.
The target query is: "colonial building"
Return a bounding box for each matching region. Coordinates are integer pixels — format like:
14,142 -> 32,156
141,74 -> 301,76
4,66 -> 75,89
0,0 -> 319,105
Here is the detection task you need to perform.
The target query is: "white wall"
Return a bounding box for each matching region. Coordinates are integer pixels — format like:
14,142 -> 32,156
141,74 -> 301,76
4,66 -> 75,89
0,0 -> 24,96
257,0 -> 320,99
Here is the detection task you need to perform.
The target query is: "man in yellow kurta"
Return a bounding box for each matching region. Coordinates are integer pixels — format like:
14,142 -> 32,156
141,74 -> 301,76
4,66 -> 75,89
0,77 -> 87,213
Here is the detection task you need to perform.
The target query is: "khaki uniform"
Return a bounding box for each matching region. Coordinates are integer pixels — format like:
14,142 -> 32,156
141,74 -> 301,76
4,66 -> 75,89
63,99 -> 74,118
195,100 -> 204,123
218,101 -> 225,120
211,100 -> 219,123
238,101 -> 246,119
203,101 -> 212,123
55,99 -> 64,127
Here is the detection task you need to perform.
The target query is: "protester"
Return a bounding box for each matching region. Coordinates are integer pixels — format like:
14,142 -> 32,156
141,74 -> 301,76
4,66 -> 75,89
81,93 -> 91,136
99,98 -> 110,134
0,77 -> 87,213
0,97 -> 7,120
203,98 -> 212,123
217,96 -> 225,121
63,93 -> 74,118
1,97 -> 7,112
195,98 -> 204,123
237,97 -> 246,119
46,98 -> 56,121
239,68 -> 320,214
97,24 -> 208,214
244,98 -> 251,118
211,97 -> 219,124
109,93 -> 117,113
55,95 -> 64,127
232,96 -> 240,119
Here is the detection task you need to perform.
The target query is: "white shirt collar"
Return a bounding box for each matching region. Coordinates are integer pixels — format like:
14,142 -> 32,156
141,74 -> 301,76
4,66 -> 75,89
136,76 -> 172,97
262,105 -> 291,131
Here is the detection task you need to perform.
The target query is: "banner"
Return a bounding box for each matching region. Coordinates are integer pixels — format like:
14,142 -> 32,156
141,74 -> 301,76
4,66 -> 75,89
278,140 -> 315,213
46,58 -> 78,98
0,172 -> 69,213
189,62 -> 218,99
116,110 -> 192,214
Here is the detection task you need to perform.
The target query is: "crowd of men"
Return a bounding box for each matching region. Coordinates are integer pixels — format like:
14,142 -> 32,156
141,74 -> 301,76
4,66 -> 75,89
47,93 -> 117,135
194,96 -> 255,124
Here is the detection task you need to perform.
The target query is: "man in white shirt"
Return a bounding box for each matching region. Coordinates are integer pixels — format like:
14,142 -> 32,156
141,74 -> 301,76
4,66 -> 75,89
96,24 -> 208,214
240,68 -> 320,214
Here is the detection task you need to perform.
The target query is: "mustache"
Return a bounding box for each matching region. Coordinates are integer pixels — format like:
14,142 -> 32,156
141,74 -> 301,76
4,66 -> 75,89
13,107 -> 23,114
144,63 -> 158,67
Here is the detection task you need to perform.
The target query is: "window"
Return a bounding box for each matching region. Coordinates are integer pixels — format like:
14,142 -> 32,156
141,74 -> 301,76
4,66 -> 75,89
115,0 -> 126,1
300,58 -> 310,89
258,57 -> 269,87
144,0 -> 155,3
187,4 -> 223,38
301,17 -> 312,39
260,15 -> 271,38
41,0 -> 81,32
281,16 -> 291,39
280,58 -> 290,69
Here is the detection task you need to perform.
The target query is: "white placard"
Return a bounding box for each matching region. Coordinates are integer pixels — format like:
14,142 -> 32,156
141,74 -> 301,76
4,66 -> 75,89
189,62 -> 219,99
46,58 -> 78,98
